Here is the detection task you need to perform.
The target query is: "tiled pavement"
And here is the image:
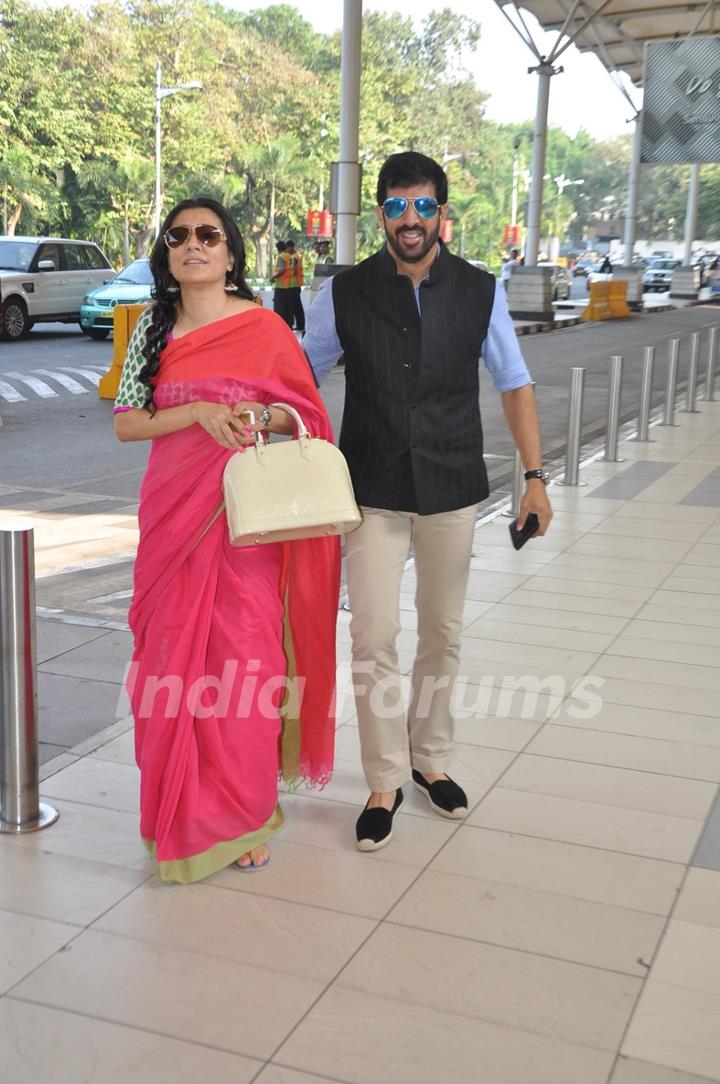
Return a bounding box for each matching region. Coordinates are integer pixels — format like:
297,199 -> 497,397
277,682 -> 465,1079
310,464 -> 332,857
1,405 -> 720,1083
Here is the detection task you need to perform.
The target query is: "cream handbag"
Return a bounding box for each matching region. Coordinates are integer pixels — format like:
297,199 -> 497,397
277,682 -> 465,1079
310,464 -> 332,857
223,402 -> 362,547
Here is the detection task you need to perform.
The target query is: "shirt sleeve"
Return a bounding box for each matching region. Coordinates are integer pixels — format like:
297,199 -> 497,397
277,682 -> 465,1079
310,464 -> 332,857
302,278 -> 344,385
113,307 -> 155,412
481,281 -> 532,393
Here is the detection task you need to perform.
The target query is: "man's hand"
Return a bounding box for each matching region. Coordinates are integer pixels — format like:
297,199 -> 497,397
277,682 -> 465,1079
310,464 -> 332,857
517,479 -> 553,537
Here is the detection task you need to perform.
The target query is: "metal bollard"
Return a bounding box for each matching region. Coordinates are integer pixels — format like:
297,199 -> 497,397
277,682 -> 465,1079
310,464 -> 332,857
503,449 -> 524,518
635,346 -> 655,442
660,338 -> 680,426
0,528 -> 58,833
704,327 -> 718,402
559,367 -> 587,486
602,355 -> 625,462
684,332 -> 701,413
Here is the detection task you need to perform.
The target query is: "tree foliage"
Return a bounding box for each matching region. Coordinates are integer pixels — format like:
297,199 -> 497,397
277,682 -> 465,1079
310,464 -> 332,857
1,0 -> 718,275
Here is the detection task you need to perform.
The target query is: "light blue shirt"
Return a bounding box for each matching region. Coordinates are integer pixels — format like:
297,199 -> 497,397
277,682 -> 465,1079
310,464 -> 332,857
303,263 -> 532,393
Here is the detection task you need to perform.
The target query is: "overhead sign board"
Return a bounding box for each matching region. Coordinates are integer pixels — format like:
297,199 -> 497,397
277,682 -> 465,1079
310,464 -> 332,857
641,37 -> 720,164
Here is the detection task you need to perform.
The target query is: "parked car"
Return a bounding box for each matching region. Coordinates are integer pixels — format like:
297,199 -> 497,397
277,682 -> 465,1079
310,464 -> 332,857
572,257 -> 594,278
537,262 -> 571,300
0,236 -> 114,340
642,258 -> 679,292
80,258 -> 154,340
586,260 -> 614,285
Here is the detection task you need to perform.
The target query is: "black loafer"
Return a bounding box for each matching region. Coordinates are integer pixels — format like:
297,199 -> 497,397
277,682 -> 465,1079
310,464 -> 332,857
356,788 -> 403,852
412,769 -> 468,819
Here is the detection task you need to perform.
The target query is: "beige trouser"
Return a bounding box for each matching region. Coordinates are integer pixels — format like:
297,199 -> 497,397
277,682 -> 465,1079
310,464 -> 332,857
346,503 -> 479,792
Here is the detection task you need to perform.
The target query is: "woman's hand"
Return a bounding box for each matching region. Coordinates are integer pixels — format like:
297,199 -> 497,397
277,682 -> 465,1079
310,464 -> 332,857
190,401 -> 251,449
232,400 -> 268,438
232,401 -> 295,438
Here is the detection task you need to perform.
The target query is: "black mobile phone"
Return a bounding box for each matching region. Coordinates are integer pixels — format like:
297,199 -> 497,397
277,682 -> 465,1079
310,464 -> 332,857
508,512 -> 540,551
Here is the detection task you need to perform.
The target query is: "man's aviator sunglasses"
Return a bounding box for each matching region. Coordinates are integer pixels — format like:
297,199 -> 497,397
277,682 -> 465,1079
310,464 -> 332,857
381,197 -> 440,220
163,224 -> 227,249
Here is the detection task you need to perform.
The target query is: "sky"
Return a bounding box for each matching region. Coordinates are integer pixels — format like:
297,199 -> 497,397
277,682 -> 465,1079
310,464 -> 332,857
44,0 -> 642,141
222,0 -> 642,141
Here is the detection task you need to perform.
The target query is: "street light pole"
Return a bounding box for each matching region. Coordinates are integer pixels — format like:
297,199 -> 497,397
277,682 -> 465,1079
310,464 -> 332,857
154,62 -> 203,239
154,62 -> 162,240
511,134 -> 523,226
551,173 -> 583,260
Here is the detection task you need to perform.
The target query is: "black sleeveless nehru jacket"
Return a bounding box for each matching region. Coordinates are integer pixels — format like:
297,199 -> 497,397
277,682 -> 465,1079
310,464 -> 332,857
331,243 -> 496,515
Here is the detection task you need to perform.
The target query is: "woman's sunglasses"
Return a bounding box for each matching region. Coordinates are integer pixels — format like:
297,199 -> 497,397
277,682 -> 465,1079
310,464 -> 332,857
381,197 -> 440,220
163,224 -> 227,249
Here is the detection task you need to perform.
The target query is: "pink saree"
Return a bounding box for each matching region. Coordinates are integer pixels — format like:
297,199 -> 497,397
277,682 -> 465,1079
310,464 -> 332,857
127,308 -> 340,883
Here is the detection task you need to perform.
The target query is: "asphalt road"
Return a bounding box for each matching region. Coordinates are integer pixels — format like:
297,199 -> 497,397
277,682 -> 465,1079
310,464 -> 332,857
3,294 -> 718,487
1,299 -> 719,624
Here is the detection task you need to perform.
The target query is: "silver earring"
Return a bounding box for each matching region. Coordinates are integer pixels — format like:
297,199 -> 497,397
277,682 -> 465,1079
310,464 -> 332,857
167,285 -> 179,295
224,280 -> 239,293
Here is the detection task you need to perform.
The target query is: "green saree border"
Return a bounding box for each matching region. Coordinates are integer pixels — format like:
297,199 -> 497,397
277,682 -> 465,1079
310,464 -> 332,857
143,803 -> 285,885
279,604 -> 302,785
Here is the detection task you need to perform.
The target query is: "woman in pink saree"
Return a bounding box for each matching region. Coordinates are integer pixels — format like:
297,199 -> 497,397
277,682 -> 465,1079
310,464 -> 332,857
114,198 -> 340,883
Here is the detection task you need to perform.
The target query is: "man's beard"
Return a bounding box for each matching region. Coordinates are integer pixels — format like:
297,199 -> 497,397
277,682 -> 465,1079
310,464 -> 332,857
385,219 -> 440,264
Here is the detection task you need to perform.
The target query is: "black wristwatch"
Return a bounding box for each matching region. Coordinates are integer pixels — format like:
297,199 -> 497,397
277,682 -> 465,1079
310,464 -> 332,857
524,469 -> 549,484
259,406 -> 273,429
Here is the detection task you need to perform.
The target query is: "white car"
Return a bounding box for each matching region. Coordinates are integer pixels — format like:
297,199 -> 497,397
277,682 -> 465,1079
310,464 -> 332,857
642,257 -> 678,293
586,260 -> 614,285
0,236 -> 114,341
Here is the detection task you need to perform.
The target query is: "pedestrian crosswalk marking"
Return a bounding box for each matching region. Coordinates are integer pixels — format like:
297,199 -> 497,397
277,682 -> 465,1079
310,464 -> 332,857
0,379 -> 27,403
33,369 -> 89,395
4,371 -> 57,397
59,367 -> 102,386
0,366 -> 103,402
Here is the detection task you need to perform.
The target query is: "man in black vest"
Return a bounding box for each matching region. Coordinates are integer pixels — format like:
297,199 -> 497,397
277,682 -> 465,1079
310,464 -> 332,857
304,151 -> 552,851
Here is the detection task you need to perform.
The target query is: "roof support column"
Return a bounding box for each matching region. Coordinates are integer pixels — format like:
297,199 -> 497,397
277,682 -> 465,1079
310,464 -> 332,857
623,111 -> 642,266
682,162 -> 700,266
335,0 -> 363,266
525,62 -> 557,267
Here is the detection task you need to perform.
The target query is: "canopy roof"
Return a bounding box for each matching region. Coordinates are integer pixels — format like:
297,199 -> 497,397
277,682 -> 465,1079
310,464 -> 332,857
495,1 -> 719,85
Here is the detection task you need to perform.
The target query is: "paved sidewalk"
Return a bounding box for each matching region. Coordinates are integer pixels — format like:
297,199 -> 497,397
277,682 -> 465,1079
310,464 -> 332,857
1,403 -> 719,1083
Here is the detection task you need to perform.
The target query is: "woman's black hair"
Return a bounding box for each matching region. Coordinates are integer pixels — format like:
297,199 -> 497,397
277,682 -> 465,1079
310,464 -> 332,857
138,196 -> 254,407
376,152 -> 448,206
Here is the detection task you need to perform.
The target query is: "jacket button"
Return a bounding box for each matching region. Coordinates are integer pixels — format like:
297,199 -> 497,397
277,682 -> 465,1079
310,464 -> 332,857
410,403 -> 417,410
403,361 -> 412,369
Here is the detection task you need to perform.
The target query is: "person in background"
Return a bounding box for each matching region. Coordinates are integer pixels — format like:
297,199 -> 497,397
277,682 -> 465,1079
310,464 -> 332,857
283,240 -> 305,334
500,247 -> 519,289
271,239 -> 290,325
599,254 -> 613,274
303,151 -> 552,852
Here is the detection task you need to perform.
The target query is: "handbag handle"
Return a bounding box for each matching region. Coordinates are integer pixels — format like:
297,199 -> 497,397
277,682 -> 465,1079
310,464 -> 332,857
268,401 -> 309,439
249,402 -> 310,449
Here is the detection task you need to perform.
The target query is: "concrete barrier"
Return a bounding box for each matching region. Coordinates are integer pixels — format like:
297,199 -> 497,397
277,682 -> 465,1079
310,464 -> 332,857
582,280 -> 630,321
98,303 -> 150,400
